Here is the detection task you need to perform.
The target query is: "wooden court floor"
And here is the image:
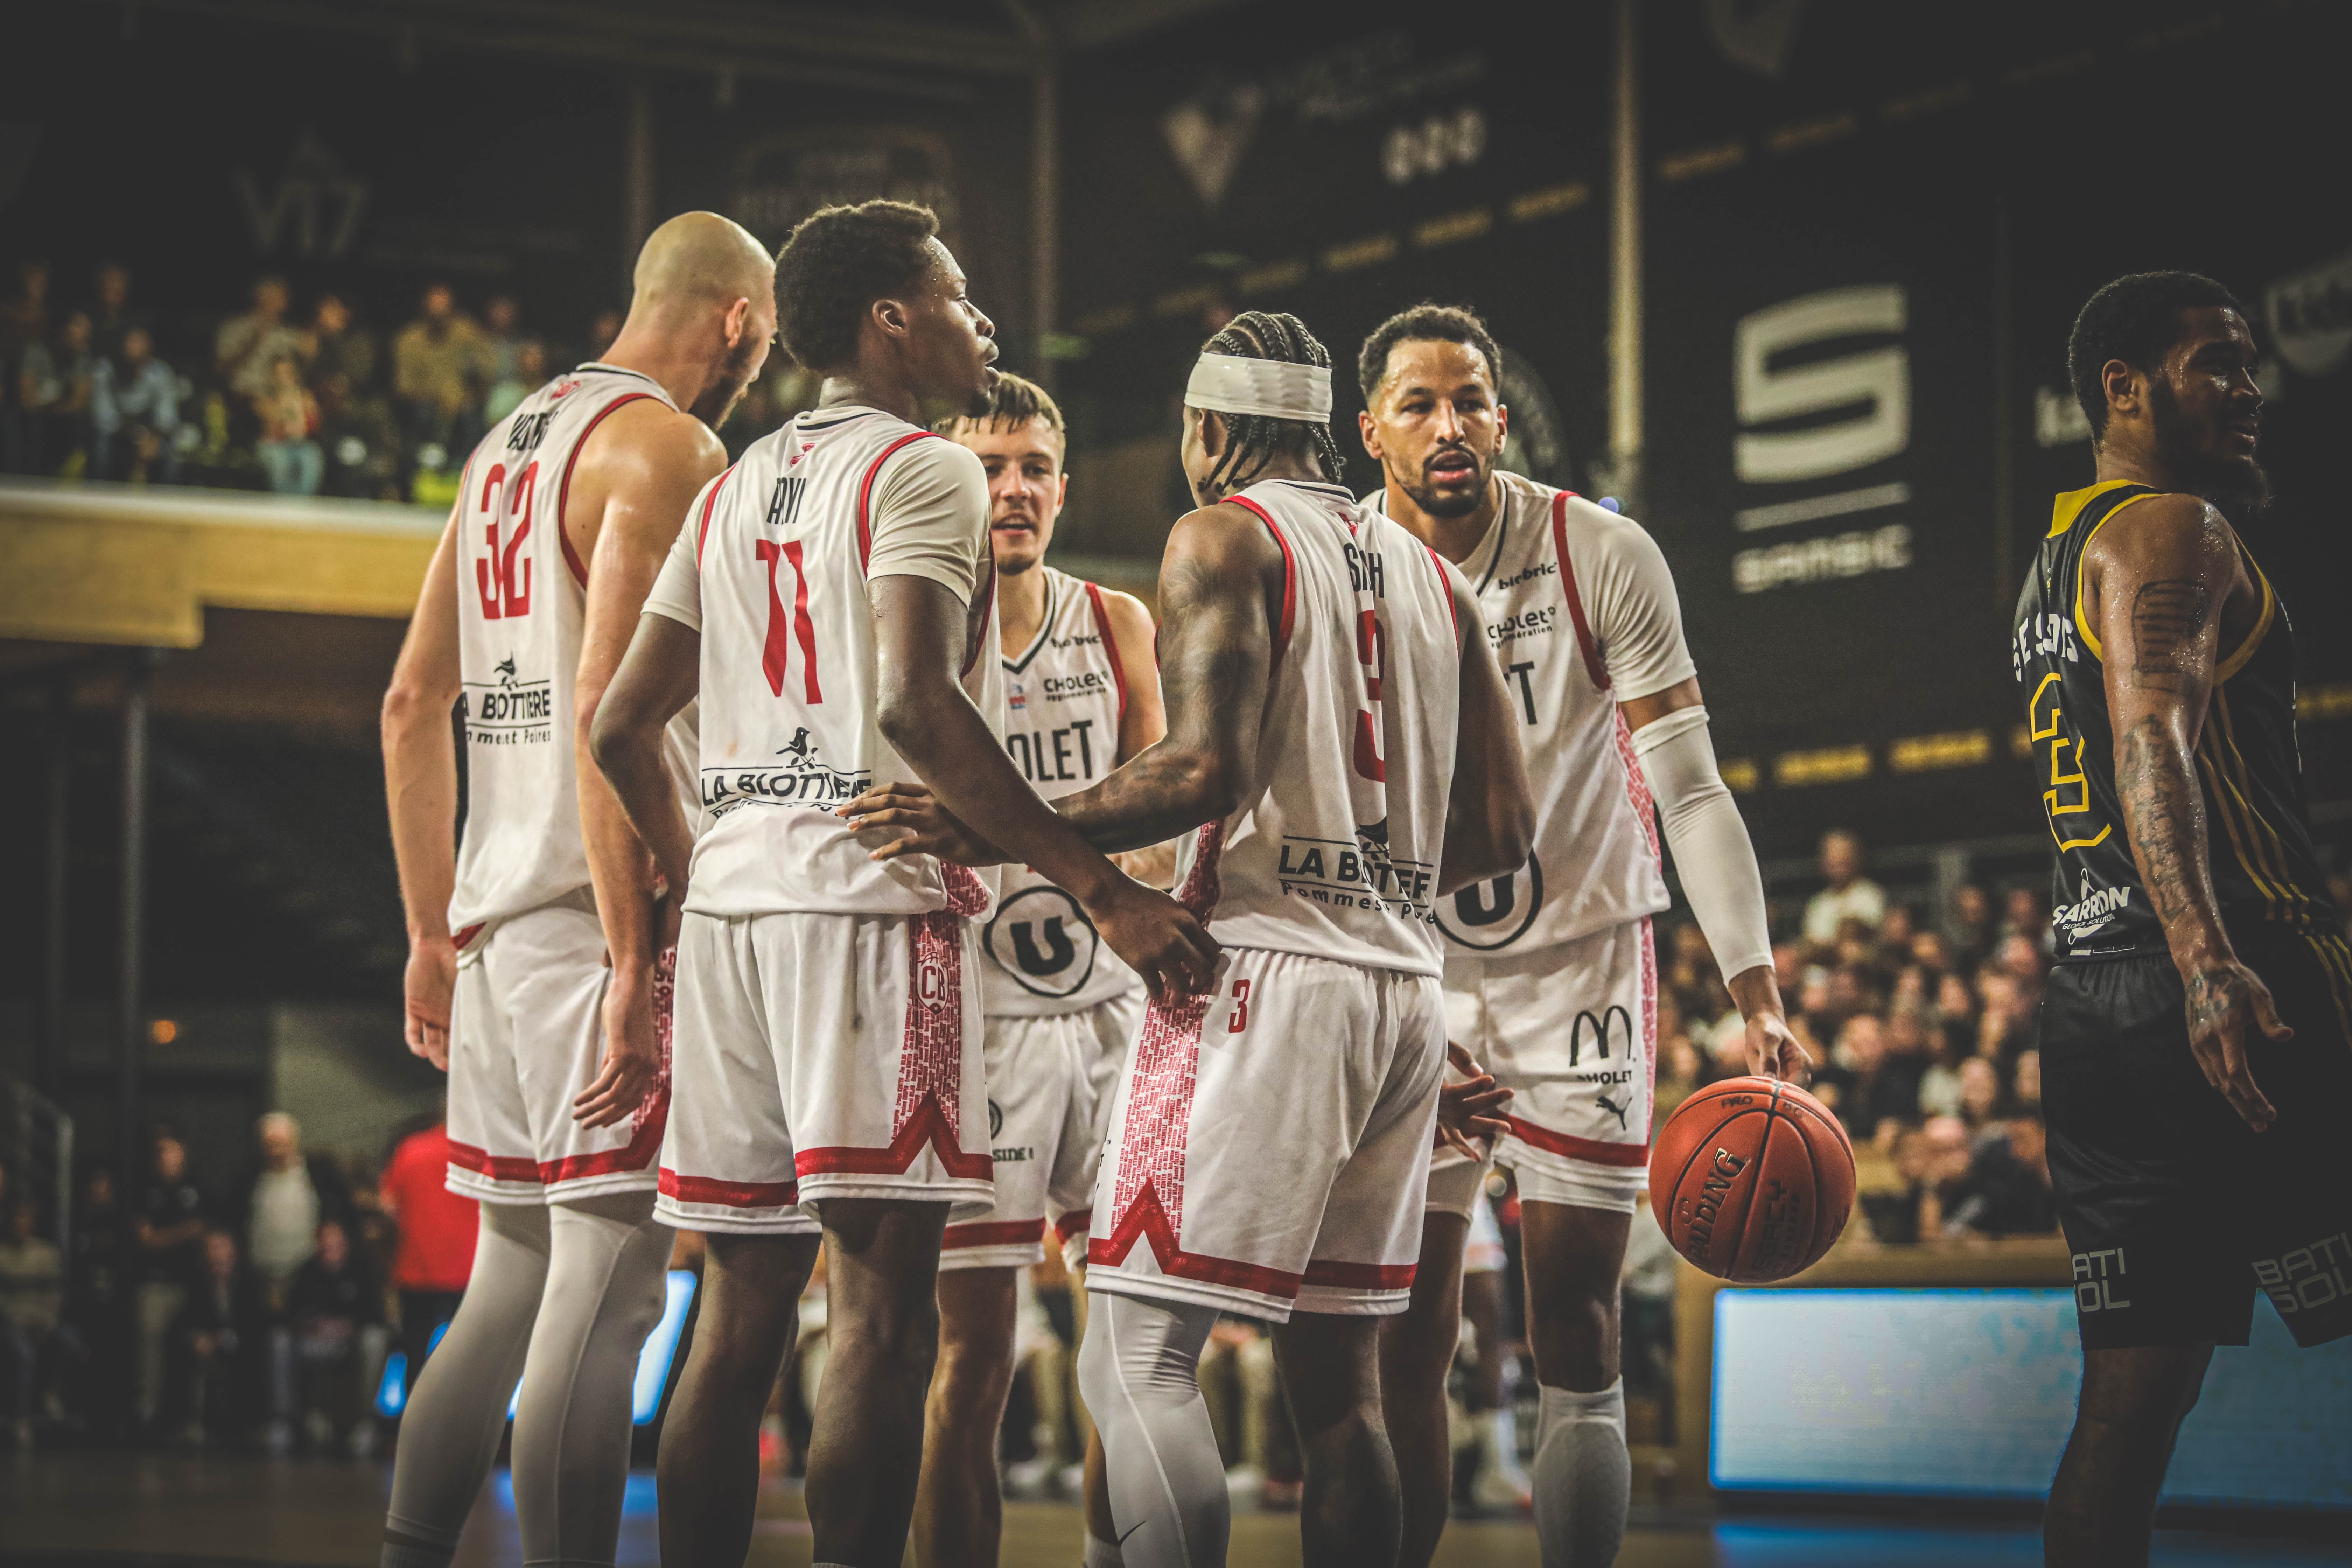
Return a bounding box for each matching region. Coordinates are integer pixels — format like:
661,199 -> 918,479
4,1454 -> 2343,1568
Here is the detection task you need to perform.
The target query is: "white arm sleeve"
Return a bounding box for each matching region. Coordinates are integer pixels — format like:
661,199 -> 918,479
1630,705 -> 1774,983
640,490 -> 705,631
866,436 -> 989,601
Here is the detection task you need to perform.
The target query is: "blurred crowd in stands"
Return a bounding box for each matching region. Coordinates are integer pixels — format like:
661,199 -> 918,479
0,259 -> 710,501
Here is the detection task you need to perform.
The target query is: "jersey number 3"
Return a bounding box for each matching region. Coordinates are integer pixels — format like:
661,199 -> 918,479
755,539 -> 823,701
1354,609 -> 1387,782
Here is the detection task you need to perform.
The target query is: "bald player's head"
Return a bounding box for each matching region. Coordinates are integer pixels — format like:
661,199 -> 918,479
613,211 -> 778,427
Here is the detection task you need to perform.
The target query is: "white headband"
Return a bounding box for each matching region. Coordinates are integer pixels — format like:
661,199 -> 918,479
1184,353 -> 1333,423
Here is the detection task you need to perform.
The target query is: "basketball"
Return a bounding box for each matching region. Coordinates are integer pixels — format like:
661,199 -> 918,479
1650,1076 -> 1856,1282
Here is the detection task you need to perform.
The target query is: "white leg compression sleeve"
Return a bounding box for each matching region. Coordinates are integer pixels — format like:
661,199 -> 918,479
1075,1292 -> 1228,1568
510,1191 -> 673,1568
386,1202 -> 553,1563
1532,1380 -> 1629,1568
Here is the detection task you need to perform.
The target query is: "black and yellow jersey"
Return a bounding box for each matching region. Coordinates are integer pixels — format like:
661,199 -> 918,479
2011,481 -> 2336,962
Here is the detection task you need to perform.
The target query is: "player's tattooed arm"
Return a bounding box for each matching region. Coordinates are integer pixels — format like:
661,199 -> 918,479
2090,494 -> 2284,1130
1052,504 -> 1281,854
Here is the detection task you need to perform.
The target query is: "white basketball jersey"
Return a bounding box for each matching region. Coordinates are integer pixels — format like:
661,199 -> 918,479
981,567 -> 1143,1017
447,363 -> 697,938
1176,478 -> 1462,979
1381,471 -> 1676,957
672,406 -> 1001,918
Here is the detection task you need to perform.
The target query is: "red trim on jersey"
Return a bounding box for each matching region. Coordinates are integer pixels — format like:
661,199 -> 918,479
1549,490 -> 1610,692
1088,1184 -> 1306,1300
1504,1114 -> 1649,1167
855,430 -> 945,576
1422,545 -> 1458,639
1054,1209 -> 1093,1244
658,1169 -> 802,1209
1084,580 -> 1130,728
555,391 -> 662,588
452,922 -> 486,954
1225,495 -> 1296,669
943,1219 -> 1046,1250
446,1140 -> 540,1185
1301,1258 -> 1417,1291
694,463 -> 738,566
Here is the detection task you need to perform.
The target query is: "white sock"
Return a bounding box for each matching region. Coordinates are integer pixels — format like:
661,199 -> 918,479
1083,1535 -> 1127,1568
1531,1380 -> 1629,1568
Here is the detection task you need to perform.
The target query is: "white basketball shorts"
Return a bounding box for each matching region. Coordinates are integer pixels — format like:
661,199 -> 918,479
1087,947 -> 1446,1323
445,890 -> 670,1206
655,907 -> 994,1236
941,991 -> 1143,1274
1427,915 -> 1656,1218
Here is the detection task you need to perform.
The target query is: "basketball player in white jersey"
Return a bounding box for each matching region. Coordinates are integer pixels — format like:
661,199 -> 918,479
379,211 -> 775,1568
1356,304 -> 1805,1568
846,310 -> 1534,1568
588,200 -> 1215,1568
913,372 -> 1170,1568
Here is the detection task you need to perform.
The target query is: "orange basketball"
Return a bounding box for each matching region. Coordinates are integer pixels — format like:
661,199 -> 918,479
1649,1076 -> 1855,1282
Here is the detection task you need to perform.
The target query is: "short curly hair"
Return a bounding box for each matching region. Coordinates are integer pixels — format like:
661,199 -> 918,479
2067,271 -> 2245,441
774,200 -> 941,373
1356,302 -> 1503,403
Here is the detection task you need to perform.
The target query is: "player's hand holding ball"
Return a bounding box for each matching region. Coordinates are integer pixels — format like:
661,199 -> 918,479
1648,1076 -> 1855,1282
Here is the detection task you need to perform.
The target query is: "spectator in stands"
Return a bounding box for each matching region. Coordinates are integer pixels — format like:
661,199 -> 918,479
483,338 -> 545,425
1916,1021 -> 1968,1121
1,1194 -> 74,1449
1957,1055 -> 2004,1131
1942,1118 -> 2057,1238
2011,1048 -> 2042,1118
67,1166 -> 125,1427
18,309 -> 98,476
236,1112 -> 351,1309
176,1228 -> 269,1448
314,368 -> 401,500
376,1114 -> 476,1398
1947,883 -> 1995,970
214,275 -> 300,403
587,306 -> 622,359
0,260 -> 51,473
254,354 -> 323,495
1816,1013 -> 1920,1143
391,282 -> 481,453
92,326 -> 181,483
478,294 -> 522,387
135,1129 -> 208,1434
307,293 -> 376,390
1802,830 -> 1885,947
89,261 -> 145,362
275,1219 -> 386,1457
1906,1115 -> 1977,1238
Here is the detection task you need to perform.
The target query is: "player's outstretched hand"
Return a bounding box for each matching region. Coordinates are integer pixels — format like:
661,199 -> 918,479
1745,1009 -> 1811,1084
1088,880 -> 1221,1001
1437,1041 -> 1514,1158
838,782 -> 1009,867
404,936 -> 456,1071
2184,958 -> 2287,1132
575,967 -> 660,1129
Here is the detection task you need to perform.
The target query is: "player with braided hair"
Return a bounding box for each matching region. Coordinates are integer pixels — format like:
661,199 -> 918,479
1194,310 -> 1350,495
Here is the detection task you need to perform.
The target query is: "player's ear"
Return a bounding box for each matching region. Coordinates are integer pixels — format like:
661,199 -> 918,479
2101,358 -> 2139,426
871,293 -> 911,345
1053,471 -> 1069,513
1194,407 -> 1226,459
1493,400 -> 1510,443
721,296 -> 751,348
1358,406 -> 1382,461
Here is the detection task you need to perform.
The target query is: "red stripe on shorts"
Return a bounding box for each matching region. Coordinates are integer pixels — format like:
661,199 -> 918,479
659,1169 -> 801,1208
447,1139 -> 540,1185
1504,1114 -> 1650,1167
1088,1184 -> 1304,1300
1054,1210 -> 1093,1244
943,1219 -> 1046,1250
1301,1259 -> 1417,1290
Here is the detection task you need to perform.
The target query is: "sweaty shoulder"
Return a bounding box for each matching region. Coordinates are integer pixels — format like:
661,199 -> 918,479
566,398 -> 727,546
2080,491 -> 2225,565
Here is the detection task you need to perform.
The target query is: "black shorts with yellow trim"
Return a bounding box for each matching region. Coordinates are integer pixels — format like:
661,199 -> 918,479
2042,918 -> 2352,1351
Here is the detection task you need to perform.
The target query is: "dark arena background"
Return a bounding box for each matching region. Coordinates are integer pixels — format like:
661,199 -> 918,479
2,2 -> 2349,1566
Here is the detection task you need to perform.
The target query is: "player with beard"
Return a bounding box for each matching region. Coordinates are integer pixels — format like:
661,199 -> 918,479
2020,272 -> 2349,1567
591,202 -> 1215,1568
1355,304 -> 1802,1568
380,211 -> 774,1568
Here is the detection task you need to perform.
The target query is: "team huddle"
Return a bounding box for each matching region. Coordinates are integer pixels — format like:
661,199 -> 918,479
373,199 -> 2348,1568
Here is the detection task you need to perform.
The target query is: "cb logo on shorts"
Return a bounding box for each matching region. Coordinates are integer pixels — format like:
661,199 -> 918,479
917,958 -> 948,1009
1570,1005 -> 1634,1067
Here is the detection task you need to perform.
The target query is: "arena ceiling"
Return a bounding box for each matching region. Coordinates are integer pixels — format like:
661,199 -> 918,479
80,0 -> 1244,98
